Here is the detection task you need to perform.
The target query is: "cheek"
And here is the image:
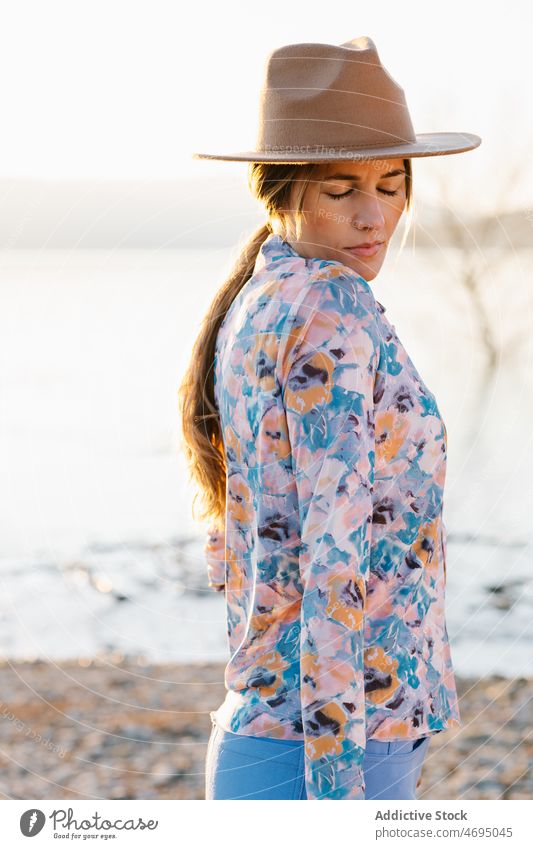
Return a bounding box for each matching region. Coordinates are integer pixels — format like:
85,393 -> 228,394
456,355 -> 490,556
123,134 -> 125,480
308,199 -> 341,234
383,197 -> 405,233
312,197 -> 356,231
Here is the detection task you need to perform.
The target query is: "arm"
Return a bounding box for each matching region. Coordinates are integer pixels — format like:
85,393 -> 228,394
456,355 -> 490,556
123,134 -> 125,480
204,523 -> 226,592
278,268 -> 378,800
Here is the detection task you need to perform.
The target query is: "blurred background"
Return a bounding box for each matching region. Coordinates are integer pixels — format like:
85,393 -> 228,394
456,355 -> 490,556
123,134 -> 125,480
0,0 -> 531,801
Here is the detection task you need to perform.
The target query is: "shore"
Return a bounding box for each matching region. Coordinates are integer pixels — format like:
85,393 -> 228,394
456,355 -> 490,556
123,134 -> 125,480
0,659 -> 530,800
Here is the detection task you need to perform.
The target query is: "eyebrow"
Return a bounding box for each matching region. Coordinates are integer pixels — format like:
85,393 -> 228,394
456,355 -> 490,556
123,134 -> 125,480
323,169 -> 406,182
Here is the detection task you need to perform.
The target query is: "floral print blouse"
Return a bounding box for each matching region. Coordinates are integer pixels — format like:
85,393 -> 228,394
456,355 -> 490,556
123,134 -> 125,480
204,232 -> 461,800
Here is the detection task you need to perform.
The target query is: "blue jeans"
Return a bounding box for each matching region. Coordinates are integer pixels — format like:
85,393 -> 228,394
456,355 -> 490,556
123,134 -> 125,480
205,713 -> 431,800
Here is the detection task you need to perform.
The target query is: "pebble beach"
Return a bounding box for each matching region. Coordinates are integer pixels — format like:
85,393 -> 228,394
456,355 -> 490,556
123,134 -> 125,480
0,658 -> 530,800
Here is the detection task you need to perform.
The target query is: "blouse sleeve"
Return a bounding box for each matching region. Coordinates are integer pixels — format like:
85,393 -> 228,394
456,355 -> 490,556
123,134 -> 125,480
278,269 -> 378,800
204,524 -> 226,592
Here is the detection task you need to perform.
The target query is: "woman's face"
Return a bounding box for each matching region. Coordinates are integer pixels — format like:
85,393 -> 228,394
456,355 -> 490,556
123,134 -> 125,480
284,158 -> 408,281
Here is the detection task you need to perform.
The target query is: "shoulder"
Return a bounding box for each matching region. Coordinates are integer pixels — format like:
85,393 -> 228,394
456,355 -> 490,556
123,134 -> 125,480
294,258 -> 377,318
251,255 -> 378,338
277,260 -> 381,389
278,259 -> 380,351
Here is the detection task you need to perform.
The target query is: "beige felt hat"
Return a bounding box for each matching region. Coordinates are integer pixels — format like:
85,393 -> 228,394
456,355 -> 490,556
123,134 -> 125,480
193,36 -> 481,163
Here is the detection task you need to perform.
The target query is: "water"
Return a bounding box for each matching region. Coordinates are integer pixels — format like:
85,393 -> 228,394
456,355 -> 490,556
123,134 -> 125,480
1,246 -> 532,675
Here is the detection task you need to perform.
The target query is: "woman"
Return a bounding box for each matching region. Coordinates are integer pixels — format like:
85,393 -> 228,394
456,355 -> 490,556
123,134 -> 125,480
179,36 -> 481,800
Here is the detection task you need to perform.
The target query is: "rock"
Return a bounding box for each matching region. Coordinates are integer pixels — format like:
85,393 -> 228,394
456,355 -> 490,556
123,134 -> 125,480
0,659 -> 529,800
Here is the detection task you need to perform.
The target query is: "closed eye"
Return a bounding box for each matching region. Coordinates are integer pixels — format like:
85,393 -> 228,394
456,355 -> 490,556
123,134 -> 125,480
325,188 -> 399,200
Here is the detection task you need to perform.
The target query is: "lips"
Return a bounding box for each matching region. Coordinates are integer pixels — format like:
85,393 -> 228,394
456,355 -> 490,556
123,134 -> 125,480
344,241 -> 384,257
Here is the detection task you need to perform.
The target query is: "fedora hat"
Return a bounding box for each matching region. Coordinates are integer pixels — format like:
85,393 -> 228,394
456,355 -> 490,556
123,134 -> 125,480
193,36 -> 481,163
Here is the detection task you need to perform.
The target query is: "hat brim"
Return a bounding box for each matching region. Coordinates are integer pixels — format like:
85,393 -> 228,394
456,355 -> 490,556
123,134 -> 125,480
193,132 -> 481,163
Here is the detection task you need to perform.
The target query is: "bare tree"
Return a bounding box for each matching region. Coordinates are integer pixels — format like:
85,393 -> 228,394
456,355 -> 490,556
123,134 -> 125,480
416,92 -> 532,377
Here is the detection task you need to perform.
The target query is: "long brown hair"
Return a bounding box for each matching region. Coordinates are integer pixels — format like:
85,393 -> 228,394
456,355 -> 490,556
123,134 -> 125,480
178,159 -> 413,528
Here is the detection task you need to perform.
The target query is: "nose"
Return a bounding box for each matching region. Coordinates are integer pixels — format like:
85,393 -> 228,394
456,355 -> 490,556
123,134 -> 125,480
351,189 -> 386,234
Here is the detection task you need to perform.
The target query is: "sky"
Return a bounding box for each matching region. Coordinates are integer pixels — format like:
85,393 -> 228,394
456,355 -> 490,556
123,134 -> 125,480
0,1 -> 531,214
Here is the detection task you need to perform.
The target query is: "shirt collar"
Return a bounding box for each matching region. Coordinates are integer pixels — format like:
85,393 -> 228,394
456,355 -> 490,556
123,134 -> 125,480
252,231 -> 386,313
253,232 -> 299,274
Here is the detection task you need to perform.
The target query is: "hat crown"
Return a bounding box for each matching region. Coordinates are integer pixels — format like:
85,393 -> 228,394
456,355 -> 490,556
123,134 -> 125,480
192,35 -> 482,162
256,36 -> 416,154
